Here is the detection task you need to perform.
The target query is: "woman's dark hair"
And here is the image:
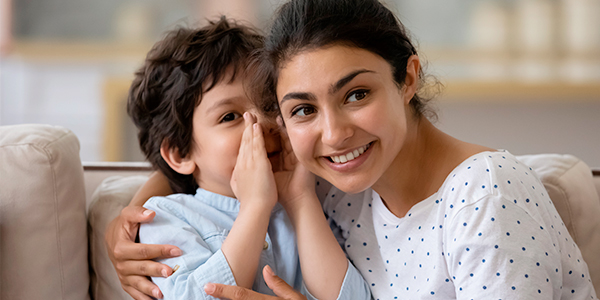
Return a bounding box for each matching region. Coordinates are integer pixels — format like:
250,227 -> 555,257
128,17 -> 263,194
253,0 -> 437,119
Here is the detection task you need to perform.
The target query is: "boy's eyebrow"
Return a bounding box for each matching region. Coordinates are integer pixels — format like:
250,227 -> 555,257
205,97 -> 241,115
280,69 -> 374,105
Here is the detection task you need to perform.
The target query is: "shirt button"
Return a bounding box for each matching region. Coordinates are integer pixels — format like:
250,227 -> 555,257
263,241 -> 269,250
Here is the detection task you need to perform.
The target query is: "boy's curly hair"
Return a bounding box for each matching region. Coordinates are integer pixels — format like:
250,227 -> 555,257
127,17 -> 263,194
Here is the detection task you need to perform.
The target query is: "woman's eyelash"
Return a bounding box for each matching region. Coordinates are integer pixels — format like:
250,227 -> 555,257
290,105 -> 316,117
346,89 -> 369,102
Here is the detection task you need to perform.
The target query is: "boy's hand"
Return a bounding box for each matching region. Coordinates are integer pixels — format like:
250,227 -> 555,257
274,120 -> 317,212
230,112 -> 278,209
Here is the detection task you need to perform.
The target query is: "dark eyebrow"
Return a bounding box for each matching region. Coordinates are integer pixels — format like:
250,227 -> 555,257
280,69 -> 374,105
280,92 -> 316,105
205,97 -> 239,115
329,69 -> 374,95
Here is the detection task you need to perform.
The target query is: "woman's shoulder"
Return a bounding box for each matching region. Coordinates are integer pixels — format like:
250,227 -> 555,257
438,151 -> 544,204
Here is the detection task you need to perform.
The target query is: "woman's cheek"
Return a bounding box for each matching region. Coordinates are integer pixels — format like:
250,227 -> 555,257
288,128 -> 314,166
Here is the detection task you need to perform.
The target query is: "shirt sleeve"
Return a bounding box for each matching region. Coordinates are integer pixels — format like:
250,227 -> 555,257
302,260 -> 372,300
140,198 -> 236,300
445,194 -> 562,299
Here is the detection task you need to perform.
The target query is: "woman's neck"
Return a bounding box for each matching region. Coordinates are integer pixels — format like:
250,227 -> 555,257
372,117 -> 493,218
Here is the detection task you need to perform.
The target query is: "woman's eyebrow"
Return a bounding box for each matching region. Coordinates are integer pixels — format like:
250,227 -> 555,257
329,69 -> 374,95
280,92 -> 316,104
280,69 -> 374,105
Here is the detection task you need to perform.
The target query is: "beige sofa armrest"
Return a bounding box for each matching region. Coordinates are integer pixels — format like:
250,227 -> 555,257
0,124 -> 90,300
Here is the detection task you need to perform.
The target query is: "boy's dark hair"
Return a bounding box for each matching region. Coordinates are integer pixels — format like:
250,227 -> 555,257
128,17 -> 263,194
253,0 -> 438,120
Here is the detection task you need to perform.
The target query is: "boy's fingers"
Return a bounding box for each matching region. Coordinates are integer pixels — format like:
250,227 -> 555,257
252,123 -> 268,159
240,112 -> 256,161
114,242 -> 182,260
204,283 -> 279,300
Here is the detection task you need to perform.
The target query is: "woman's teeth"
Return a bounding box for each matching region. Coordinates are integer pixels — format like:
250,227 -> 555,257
330,143 -> 370,164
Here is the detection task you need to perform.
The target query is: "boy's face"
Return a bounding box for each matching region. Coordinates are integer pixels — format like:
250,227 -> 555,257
188,72 -> 282,198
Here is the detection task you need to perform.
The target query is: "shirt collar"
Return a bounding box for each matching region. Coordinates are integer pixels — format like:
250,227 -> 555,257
194,188 -> 240,212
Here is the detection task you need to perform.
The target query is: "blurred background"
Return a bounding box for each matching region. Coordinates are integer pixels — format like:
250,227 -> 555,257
1,0 -> 599,166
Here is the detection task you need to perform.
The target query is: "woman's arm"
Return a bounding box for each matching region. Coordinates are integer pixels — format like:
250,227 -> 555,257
104,171 -> 180,300
205,265 -> 307,300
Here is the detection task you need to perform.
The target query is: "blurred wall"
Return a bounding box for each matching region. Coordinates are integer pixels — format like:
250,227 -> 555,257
1,0 -> 599,166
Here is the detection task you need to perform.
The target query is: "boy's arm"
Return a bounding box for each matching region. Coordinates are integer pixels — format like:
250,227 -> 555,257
105,171 -> 180,300
222,113 -> 278,288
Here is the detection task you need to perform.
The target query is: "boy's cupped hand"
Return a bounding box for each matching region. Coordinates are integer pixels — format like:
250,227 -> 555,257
231,112 -> 278,209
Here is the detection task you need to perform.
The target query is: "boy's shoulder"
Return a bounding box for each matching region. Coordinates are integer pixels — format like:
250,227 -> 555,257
143,193 -> 197,215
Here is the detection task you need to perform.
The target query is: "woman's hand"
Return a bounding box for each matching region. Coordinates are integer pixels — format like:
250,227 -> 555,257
204,266 -> 307,300
105,205 -> 182,300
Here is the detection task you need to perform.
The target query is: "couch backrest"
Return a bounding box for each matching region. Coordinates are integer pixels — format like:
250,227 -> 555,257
518,154 -> 600,293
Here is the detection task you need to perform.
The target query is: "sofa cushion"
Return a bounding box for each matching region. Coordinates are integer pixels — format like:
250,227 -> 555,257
88,175 -> 149,300
0,124 -> 90,300
517,154 -> 600,293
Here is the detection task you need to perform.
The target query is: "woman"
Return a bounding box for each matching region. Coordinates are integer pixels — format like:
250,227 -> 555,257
107,0 -> 596,299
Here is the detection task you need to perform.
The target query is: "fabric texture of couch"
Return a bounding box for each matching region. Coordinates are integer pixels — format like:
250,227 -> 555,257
1,124 -> 599,299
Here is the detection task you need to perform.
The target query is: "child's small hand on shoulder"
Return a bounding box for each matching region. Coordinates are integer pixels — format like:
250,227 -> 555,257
231,112 -> 278,211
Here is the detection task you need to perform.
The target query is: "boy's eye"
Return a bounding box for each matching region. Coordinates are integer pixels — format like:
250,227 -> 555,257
291,106 -> 316,117
346,89 -> 368,103
220,112 -> 242,123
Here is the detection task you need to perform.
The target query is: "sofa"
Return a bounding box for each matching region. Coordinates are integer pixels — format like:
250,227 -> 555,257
1,124 -> 599,300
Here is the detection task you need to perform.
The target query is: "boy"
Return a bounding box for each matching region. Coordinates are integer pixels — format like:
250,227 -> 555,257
128,18 -> 301,299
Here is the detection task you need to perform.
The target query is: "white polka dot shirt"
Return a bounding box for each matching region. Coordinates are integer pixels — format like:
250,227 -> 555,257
322,151 -> 597,299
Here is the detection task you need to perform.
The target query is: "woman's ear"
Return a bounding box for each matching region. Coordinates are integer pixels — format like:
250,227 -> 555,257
403,55 -> 420,105
160,140 -> 196,175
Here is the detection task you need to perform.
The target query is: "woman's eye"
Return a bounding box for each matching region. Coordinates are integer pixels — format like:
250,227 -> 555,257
347,90 -> 368,103
291,106 -> 316,117
220,112 -> 241,123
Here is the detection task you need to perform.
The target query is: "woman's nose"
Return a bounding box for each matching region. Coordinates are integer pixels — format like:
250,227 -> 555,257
321,110 -> 353,147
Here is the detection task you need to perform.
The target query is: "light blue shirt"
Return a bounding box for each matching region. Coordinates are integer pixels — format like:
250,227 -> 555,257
140,188 -> 370,300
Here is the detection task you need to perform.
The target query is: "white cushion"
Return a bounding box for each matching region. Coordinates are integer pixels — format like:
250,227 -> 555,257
0,124 -> 90,300
88,175 -> 149,300
517,154 -> 600,293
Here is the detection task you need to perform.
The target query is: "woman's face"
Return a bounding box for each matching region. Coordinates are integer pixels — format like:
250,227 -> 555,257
276,45 -> 418,193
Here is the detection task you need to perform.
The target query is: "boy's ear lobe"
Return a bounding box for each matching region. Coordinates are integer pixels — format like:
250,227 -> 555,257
160,140 -> 196,175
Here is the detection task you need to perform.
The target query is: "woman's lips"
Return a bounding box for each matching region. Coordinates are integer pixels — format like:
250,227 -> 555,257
322,142 -> 374,172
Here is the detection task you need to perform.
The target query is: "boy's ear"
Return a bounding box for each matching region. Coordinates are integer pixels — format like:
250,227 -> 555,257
160,140 -> 196,175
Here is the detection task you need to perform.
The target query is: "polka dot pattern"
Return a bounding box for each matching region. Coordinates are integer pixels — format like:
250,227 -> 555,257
321,151 -> 597,299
